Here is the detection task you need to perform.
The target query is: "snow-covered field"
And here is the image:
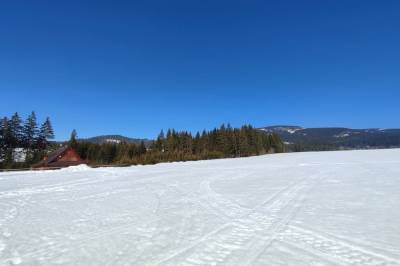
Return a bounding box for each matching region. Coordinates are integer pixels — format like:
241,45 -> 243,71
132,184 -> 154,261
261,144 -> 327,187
1,149 -> 400,266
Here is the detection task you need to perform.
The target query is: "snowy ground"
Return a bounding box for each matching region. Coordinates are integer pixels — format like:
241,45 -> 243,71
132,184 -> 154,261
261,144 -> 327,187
1,149 -> 400,266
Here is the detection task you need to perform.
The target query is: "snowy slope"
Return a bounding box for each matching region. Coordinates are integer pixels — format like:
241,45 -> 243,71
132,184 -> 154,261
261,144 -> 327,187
1,149 -> 400,265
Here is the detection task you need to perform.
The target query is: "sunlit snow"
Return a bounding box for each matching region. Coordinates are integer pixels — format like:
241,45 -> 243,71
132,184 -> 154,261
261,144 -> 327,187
1,149 -> 400,265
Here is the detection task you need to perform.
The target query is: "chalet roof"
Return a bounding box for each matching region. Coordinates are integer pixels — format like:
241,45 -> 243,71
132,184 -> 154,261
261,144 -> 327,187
32,146 -> 84,169
44,146 -> 69,164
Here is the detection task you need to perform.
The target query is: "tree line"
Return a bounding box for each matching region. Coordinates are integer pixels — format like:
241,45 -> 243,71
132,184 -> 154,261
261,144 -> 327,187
0,112 -> 54,168
74,124 -> 284,166
1,112 -> 285,169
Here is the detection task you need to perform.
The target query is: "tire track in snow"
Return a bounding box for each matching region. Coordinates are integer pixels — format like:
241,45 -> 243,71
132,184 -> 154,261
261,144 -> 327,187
0,178 -> 102,199
153,175 -> 311,265
0,197 -> 30,265
5,219 -> 158,264
239,181 -> 317,266
278,225 -> 400,266
198,179 -> 249,219
299,225 -> 400,258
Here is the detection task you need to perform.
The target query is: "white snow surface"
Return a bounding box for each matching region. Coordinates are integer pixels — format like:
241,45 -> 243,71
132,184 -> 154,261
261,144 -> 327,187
1,149 -> 400,266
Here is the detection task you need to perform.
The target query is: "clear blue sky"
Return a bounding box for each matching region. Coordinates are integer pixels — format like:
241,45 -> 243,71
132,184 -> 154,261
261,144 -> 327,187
1,1 -> 399,140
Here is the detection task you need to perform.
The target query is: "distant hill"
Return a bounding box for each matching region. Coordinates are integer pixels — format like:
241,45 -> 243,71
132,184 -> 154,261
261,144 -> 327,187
58,126 -> 400,152
260,126 -> 400,151
81,135 -> 152,146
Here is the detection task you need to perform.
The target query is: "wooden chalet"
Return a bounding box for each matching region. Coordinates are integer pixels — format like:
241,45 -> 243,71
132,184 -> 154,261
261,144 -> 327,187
33,146 -> 84,169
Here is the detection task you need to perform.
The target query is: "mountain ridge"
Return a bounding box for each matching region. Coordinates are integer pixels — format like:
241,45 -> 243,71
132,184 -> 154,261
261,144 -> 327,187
80,135 -> 152,145
59,126 -> 400,151
260,125 -> 400,150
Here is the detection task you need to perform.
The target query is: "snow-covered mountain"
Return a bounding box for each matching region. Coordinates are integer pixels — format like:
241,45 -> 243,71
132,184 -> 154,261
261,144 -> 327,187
80,135 -> 152,146
260,126 -> 400,149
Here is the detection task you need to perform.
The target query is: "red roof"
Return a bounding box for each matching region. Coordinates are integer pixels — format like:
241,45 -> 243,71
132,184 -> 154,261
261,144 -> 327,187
33,147 -> 84,169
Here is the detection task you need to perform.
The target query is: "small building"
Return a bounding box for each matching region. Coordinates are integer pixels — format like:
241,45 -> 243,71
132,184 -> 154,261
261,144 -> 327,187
33,146 -> 84,169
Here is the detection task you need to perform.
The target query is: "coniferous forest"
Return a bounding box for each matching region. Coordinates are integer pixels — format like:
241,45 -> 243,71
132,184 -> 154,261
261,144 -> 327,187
75,125 -> 285,166
0,112 -> 54,168
0,112 -> 284,169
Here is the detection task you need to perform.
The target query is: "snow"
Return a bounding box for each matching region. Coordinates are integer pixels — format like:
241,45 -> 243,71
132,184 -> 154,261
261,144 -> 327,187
58,164 -> 92,172
12,148 -> 26,163
0,149 -> 26,163
1,149 -> 400,266
287,129 -> 300,134
105,139 -> 122,144
259,127 -> 303,134
334,132 -> 350,138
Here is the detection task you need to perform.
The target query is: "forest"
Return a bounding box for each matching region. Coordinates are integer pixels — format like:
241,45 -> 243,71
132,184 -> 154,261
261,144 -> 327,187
0,112 -> 54,169
73,125 -> 285,166
0,111 -> 284,169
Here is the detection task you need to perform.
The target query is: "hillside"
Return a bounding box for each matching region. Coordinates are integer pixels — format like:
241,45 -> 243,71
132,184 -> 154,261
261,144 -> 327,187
261,126 -> 400,150
81,135 -> 152,146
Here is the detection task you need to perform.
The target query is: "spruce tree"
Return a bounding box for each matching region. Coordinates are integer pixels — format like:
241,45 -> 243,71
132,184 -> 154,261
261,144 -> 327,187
10,112 -> 23,148
0,119 -> 3,160
0,117 -> 15,164
23,111 -> 38,150
100,143 -> 117,164
37,117 -> 55,150
193,132 -> 201,154
69,129 -> 78,150
138,141 -> 146,155
43,117 -> 54,140
0,117 -> 10,161
155,129 -> 165,152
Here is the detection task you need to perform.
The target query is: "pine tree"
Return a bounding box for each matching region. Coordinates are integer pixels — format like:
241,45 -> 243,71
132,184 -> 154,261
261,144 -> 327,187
100,143 -> 117,164
192,132 -> 201,154
0,117 -> 10,161
23,111 -> 38,150
127,143 -> 137,160
138,141 -> 146,155
239,126 -> 250,156
0,117 -> 15,164
0,119 -> 4,156
69,129 -> 78,150
43,117 -> 54,140
87,143 -> 101,162
10,112 -> 23,148
155,129 -> 165,152
37,117 -> 55,150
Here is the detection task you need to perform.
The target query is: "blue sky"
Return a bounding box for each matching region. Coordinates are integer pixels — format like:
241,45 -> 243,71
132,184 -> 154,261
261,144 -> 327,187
1,1 -> 399,140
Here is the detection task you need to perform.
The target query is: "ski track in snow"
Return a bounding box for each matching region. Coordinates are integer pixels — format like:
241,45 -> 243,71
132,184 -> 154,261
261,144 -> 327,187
0,149 -> 400,265
278,226 -> 400,266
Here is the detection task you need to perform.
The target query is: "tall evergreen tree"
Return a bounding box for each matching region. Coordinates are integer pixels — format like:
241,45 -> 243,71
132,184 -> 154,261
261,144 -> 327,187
154,129 -> 165,152
69,129 -> 78,150
10,112 -> 23,148
0,117 -> 10,161
23,111 -> 38,150
0,119 -> 4,155
1,117 -> 15,164
138,141 -> 147,155
37,117 -> 55,150
100,143 -> 117,164
43,117 -> 54,140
